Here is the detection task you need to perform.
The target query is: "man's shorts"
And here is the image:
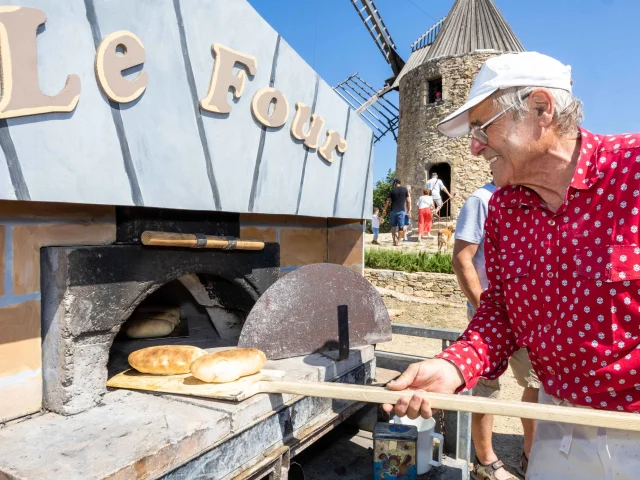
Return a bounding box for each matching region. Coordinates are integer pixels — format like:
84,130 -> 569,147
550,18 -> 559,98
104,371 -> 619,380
389,210 -> 406,228
433,197 -> 443,208
467,307 -> 541,398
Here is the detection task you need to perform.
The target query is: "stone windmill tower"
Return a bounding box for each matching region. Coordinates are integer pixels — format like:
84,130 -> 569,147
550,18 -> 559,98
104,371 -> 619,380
394,0 -> 524,218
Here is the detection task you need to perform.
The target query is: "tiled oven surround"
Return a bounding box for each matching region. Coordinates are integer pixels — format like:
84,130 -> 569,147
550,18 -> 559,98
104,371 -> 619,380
0,202 -> 116,423
0,201 -> 364,423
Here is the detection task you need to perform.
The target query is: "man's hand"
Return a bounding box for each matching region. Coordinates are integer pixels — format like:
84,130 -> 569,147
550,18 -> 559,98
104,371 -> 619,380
382,359 -> 465,419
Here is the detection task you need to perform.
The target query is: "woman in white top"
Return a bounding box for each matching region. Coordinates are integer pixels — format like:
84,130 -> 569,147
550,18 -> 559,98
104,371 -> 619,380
417,187 -> 435,241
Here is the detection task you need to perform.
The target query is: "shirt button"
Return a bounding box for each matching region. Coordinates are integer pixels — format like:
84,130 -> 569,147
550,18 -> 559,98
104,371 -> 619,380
544,325 -> 551,332
547,272 -> 554,279
569,195 -> 575,200
548,219 -> 556,226
549,369 -> 556,375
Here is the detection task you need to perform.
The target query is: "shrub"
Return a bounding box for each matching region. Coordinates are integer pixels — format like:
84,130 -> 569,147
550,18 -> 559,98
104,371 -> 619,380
365,248 -> 453,274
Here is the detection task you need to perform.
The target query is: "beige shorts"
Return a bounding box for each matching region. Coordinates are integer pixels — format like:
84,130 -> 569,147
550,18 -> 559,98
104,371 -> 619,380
467,307 -> 541,398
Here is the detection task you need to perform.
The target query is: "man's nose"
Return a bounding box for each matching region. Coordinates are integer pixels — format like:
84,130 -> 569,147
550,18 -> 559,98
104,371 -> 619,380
470,137 -> 486,157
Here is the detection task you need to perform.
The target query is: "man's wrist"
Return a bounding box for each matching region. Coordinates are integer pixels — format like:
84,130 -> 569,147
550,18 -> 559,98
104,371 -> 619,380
437,358 -> 466,390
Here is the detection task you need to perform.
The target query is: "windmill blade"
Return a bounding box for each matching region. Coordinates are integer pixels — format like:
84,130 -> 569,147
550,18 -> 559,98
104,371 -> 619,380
350,0 -> 405,77
334,73 -> 399,144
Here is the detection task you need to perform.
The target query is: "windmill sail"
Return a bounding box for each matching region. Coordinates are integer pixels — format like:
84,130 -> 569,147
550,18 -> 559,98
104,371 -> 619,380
334,74 -> 398,144
350,0 -> 405,78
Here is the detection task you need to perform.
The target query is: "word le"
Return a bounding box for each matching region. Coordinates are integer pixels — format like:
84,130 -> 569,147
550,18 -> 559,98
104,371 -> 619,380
0,7 -> 348,163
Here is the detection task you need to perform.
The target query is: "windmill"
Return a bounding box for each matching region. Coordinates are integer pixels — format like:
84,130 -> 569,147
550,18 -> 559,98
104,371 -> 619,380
334,0 -> 446,143
340,0 -> 524,221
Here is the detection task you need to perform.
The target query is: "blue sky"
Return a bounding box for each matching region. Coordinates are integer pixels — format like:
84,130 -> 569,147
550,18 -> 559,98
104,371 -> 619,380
249,0 -> 640,183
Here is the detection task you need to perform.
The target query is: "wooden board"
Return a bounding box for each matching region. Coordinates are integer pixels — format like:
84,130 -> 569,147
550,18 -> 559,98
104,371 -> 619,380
107,369 -> 286,402
107,370 -> 640,433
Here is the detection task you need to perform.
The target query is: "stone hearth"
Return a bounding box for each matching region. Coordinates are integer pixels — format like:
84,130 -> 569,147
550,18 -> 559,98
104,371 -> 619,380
41,243 -> 279,415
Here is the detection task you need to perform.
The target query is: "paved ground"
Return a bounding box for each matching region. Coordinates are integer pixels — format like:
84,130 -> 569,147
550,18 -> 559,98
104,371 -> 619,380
366,228 -> 453,253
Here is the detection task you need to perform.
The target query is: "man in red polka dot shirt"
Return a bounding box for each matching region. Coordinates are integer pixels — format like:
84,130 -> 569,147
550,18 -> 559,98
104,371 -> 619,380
382,52 -> 640,479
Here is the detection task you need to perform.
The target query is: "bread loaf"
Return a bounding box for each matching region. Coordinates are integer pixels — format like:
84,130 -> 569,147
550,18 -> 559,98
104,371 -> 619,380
128,345 -> 206,374
131,307 -> 180,327
125,319 -> 175,339
190,348 -> 267,383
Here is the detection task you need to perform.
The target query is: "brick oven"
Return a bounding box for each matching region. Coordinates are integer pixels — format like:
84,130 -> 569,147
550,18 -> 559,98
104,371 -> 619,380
0,1 -> 377,478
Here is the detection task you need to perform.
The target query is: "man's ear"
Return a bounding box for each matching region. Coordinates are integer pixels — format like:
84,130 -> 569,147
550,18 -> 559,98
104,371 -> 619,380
529,89 -> 554,128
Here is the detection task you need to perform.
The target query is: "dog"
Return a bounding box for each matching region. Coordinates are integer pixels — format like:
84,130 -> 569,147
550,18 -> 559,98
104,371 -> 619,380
437,224 -> 455,253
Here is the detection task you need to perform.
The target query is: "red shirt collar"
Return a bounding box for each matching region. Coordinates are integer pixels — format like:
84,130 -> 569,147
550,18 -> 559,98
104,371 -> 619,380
498,127 -> 601,210
569,127 -> 600,190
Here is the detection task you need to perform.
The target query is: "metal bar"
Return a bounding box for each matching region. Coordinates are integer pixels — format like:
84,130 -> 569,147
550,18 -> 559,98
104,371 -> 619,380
391,323 -> 462,341
349,77 -> 399,118
456,390 -> 472,470
337,305 -> 350,361
345,82 -> 395,123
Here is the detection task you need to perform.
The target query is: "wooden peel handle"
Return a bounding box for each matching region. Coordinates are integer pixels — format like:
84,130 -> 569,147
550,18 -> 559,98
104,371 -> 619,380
260,380 -> 640,433
141,231 -> 265,251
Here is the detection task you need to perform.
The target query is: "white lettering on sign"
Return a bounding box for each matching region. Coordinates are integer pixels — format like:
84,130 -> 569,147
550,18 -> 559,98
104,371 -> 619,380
200,43 -> 258,115
290,102 -> 325,150
95,30 -> 148,103
0,6 -> 80,118
0,7 -> 348,161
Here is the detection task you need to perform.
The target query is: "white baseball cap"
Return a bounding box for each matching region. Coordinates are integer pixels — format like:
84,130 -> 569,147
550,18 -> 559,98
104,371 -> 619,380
437,52 -> 573,138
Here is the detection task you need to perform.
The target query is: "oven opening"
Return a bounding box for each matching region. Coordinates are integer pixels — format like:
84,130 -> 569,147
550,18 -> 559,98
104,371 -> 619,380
108,273 -> 257,377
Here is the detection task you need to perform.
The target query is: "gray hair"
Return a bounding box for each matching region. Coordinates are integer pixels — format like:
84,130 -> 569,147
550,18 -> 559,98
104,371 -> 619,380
492,86 -> 584,137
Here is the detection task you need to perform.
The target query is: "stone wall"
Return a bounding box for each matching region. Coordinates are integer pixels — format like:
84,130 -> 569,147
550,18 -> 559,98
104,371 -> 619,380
396,52 -> 495,219
365,268 -> 466,305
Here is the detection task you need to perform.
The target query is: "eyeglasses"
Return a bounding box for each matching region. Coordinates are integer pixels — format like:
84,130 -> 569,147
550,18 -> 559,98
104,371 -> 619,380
470,92 -> 531,146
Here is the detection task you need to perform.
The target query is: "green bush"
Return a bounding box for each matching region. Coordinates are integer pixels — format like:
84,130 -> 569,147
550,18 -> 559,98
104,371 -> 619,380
365,249 -> 453,274
366,169 -> 396,234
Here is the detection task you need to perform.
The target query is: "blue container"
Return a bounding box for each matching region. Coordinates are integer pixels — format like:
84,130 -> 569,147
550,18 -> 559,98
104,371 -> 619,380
373,422 -> 418,480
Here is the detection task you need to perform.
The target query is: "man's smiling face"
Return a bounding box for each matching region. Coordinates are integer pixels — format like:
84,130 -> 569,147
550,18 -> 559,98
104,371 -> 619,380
468,94 -> 544,188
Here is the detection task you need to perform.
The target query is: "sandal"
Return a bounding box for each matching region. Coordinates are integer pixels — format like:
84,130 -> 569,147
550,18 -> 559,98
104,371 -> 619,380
472,457 -> 518,480
517,452 -> 528,477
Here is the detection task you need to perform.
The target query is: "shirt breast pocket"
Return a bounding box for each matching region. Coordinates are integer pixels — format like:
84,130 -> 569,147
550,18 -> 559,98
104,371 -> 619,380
576,245 -> 640,344
576,245 -> 640,282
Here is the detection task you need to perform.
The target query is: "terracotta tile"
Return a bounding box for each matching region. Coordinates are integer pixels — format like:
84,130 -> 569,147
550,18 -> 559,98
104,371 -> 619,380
13,223 -> 116,295
0,301 -> 43,421
239,226 -> 277,243
328,228 -> 364,266
279,227 -> 327,267
0,200 -> 115,220
327,218 -> 363,228
0,373 -> 42,423
0,301 -> 41,375
0,225 -> 4,297
240,213 -> 325,227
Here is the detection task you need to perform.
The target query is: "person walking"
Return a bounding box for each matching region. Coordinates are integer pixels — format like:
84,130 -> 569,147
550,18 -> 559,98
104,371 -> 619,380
381,178 -> 410,247
382,51 -> 640,479
453,182 -> 540,479
425,172 -> 453,217
416,187 -> 435,241
371,207 -> 380,245
403,185 -> 412,241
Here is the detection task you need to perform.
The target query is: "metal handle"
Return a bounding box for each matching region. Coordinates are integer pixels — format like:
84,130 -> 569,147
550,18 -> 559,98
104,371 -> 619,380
429,431 -> 444,467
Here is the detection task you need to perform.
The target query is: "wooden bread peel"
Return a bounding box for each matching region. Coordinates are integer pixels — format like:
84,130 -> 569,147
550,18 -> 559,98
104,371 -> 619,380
107,369 -> 640,432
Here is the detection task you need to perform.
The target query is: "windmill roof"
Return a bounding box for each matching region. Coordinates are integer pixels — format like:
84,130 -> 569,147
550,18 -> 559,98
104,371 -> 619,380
426,0 -> 524,60
391,45 -> 432,89
392,0 -> 523,89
